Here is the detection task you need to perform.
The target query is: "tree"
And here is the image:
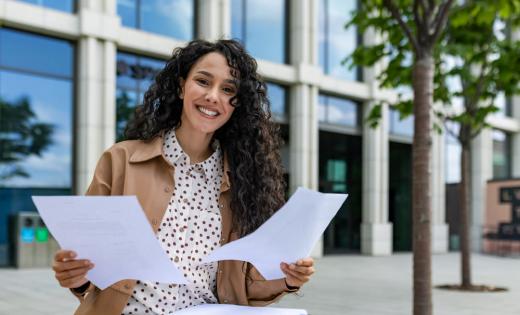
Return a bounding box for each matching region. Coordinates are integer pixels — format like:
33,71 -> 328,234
348,0 -> 520,305
435,1 -> 520,289
0,96 -> 54,181
347,1 -> 455,314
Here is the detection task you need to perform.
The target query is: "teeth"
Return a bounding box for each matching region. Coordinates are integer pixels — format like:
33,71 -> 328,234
197,106 -> 218,117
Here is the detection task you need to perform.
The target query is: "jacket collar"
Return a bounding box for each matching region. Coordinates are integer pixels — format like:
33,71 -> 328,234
129,133 -> 231,192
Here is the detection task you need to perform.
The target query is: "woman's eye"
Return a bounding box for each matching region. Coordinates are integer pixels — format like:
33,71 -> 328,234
223,87 -> 236,94
196,79 -> 209,86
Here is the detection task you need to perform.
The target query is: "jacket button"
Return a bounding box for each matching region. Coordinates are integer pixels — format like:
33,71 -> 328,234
152,218 -> 158,226
219,204 -> 224,209
164,187 -> 171,193
223,299 -> 228,303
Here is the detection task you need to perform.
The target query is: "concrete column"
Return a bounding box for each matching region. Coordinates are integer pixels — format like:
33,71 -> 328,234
197,0 -> 230,40
288,0 -> 320,256
431,126 -> 449,253
470,128 -> 493,251
511,30 -> 520,177
75,2 -> 117,194
361,103 -> 392,255
512,96 -> 520,178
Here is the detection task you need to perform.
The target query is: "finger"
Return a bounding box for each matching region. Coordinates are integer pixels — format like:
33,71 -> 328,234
281,264 -> 308,283
54,250 -> 76,262
289,264 -> 315,275
55,265 -> 93,281
53,259 -> 92,272
295,257 -> 314,267
284,269 -> 309,286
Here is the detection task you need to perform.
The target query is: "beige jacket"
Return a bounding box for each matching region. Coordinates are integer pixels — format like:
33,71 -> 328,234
73,134 -> 294,315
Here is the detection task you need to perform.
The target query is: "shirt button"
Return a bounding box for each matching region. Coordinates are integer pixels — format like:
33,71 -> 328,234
179,227 -> 185,233
174,256 -> 180,263
183,198 -> 189,203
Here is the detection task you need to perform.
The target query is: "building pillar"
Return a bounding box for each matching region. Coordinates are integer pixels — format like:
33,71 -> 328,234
431,125 -> 449,253
288,0 -> 320,256
361,103 -> 392,255
197,0 -> 230,40
470,128 -> 493,251
512,102 -> 520,177
75,1 -> 117,194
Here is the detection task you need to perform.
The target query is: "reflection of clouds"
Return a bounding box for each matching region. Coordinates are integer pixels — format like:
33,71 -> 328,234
327,105 -> 356,125
142,0 -> 193,39
118,0 -> 135,7
247,0 -> 284,24
3,152 -> 71,187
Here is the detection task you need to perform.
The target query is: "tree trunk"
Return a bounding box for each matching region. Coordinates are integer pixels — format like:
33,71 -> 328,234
412,55 -> 433,315
459,142 -> 472,288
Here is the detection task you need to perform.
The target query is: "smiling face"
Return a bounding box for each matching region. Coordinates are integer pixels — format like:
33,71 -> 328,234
179,52 -> 237,136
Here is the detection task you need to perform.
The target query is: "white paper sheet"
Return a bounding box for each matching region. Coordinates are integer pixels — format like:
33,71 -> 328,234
171,304 -> 307,315
32,196 -> 189,289
201,187 -> 348,280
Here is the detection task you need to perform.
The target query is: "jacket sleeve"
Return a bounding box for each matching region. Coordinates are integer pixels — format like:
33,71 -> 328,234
69,150 -> 113,301
246,263 -> 299,306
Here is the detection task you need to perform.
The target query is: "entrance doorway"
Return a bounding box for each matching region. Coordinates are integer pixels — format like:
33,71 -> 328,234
389,142 -> 412,251
319,131 -> 362,253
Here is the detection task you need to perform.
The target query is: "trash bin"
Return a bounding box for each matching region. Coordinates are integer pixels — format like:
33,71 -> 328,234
11,212 -> 57,268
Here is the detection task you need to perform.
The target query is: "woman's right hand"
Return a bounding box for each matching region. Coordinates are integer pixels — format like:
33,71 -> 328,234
52,250 -> 94,289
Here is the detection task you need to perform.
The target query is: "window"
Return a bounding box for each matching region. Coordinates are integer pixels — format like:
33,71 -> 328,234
117,0 -> 195,40
17,0 -> 76,13
0,28 -> 74,265
266,83 -> 287,120
116,52 -> 165,141
231,0 -> 287,64
319,0 -> 359,81
493,129 -> 512,179
389,108 -> 414,137
318,94 -> 360,127
494,92 -> 512,117
444,122 -> 461,184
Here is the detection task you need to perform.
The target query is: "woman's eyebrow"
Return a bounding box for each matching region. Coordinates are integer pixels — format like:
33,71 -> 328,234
196,70 -> 236,85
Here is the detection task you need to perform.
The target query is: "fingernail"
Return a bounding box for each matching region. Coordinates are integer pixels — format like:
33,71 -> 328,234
84,261 -> 89,266
289,264 -> 295,270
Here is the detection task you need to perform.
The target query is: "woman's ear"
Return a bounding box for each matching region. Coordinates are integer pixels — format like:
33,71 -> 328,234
179,78 -> 185,99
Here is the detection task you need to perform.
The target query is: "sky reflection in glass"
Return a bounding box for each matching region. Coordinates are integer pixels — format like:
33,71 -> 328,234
319,0 -> 358,81
231,0 -> 286,64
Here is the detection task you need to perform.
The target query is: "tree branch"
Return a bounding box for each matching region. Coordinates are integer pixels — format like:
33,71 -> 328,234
430,0 -> 455,43
383,0 -> 420,54
414,0 -> 424,35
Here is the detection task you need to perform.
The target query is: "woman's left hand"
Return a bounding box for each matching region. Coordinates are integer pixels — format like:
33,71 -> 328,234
280,257 -> 315,289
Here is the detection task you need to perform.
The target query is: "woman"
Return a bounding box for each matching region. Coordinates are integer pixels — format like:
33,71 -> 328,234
52,39 -> 315,315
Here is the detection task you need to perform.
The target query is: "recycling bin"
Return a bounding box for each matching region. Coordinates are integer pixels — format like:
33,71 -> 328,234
11,212 -> 57,268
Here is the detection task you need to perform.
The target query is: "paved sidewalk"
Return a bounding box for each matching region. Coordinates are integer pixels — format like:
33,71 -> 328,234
0,253 -> 518,315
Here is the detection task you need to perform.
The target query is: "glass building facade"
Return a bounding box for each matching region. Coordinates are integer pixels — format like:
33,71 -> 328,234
0,28 -> 74,265
493,129 -> 512,179
117,0 -> 195,40
231,0 -> 287,64
17,0 -> 76,13
319,0 -> 359,81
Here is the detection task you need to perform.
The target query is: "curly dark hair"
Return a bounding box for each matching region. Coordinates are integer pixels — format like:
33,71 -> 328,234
125,39 -> 286,237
